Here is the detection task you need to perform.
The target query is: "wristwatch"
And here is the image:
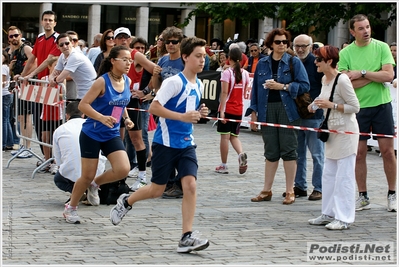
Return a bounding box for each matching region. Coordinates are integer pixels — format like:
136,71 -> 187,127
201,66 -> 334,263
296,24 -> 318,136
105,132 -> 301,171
361,70 -> 367,78
283,84 -> 287,91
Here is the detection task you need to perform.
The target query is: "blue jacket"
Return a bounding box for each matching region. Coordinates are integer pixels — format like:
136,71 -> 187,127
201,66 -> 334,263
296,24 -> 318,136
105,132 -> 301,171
246,52 -> 310,122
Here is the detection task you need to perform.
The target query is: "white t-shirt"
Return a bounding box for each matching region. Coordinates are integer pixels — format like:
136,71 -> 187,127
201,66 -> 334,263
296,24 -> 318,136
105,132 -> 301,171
53,117 -> 105,182
2,64 -> 11,96
55,48 -> 97,99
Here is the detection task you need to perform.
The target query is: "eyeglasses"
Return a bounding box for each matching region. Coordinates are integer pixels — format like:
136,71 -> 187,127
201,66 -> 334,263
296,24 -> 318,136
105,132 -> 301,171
315,57 -> 324,62
116,34 -> 130,40
105,36 -> 114,40
294,44 -> 310,49
134,46 -> 145,50
72,38 -> 78,43
250,50 -> 258,52
273,40 -> 289,45
9,34 -> 20,39
165,39 -> 179,45
59,42 -> 70,48
114,58 -> 133,64
157,38 -> 164,42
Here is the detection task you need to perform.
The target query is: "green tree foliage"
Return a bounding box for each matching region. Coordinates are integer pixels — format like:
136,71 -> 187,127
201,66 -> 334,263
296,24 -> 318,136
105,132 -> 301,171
181,3 -> 396,35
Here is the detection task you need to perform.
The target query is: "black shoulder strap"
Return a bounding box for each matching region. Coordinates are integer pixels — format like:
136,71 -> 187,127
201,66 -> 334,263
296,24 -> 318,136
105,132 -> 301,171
325,73 -> 342,120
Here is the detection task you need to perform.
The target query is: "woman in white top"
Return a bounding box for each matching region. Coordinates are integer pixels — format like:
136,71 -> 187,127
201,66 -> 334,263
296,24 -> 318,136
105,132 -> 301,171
308,45 -> 360,230
2,49 -> 14,150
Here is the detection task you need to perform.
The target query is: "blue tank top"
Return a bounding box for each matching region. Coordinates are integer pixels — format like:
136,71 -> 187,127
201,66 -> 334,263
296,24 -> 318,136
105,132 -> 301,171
153,72 -> 201,149
82,73 -> 131,142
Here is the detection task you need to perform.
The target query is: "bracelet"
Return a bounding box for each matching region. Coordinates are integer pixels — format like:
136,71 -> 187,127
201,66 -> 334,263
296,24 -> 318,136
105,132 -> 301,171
151,90 -> 156,97
333,103 -> 338,110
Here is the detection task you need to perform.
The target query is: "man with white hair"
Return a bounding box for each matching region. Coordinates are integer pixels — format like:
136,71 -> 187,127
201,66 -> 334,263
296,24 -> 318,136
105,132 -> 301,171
290,34 -> 324,201
86,33 -> 103,65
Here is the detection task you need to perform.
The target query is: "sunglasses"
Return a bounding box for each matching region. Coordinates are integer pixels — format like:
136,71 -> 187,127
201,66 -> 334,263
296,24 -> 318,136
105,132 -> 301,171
105,36 -> 114,40
250,49 -> 258,52
9,34 -> 20,39
134,46 -> 145,50
273,40 -> 289,45
72,38 -> 78,42
59,42 -> 70,48
294,44 -> 310,49
165,39 -> 179,45
157,38 -> 164,42
315,57 -> 324,62
116,34 -> 130,39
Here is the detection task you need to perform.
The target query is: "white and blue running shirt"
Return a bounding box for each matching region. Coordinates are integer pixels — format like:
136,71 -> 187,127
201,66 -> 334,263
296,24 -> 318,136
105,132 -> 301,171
153,72 -> 204,148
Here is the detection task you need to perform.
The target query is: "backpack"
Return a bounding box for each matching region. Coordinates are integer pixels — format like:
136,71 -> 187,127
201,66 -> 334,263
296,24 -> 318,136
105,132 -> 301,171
9,43 -> 28,76
99,178 -> 130,205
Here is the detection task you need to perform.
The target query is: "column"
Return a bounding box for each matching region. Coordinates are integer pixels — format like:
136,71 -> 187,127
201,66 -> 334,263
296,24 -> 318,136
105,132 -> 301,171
212,23 -> 223,40
386,21 -> 396,45
259,17 -> 274,43
136,7 -> 149,41
88,5 -> 101,47
181,9 -> 195,37
39,3 -> 53,33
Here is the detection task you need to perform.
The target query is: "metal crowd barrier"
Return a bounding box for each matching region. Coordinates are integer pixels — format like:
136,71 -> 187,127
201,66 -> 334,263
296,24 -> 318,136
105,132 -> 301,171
6,78 -> 66,179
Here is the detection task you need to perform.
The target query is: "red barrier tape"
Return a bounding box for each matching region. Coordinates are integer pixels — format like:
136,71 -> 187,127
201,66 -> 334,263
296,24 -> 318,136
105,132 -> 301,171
125,107 -> 396,139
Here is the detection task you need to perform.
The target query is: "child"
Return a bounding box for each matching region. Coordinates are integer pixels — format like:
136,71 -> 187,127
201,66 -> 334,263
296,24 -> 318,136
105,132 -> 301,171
215,47 -> 250,174
110,37 -> 210,253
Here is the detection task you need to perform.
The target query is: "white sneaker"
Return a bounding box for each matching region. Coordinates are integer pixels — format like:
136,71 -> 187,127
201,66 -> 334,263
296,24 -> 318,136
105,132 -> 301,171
355,195 -> 371,211
308,214 -> 334,225
177,230 -> 209,253
16,149 -> 33,158
63,204 -> 80,224
86,184 -> 100,206
49,163 -> 58,175
388,193 -> 397,212
110,193 -> 131,226
127,167 -> 139,178
130,178 -> 147,192
11,145 -> 24,155
325,219 -> 349,230
215,164 -> 228,174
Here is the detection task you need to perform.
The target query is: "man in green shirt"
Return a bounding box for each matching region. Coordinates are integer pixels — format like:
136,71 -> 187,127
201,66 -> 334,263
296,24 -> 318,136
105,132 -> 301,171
338,14 -> 396,212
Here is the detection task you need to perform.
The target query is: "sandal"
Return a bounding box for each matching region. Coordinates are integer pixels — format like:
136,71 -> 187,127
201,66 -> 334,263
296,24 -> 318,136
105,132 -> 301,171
283,192 -> 295,205
251,190 -> 272,202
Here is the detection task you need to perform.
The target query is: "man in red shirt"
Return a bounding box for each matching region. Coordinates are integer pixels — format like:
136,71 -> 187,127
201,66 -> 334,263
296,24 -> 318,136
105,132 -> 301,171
19,10 -> 61,80
17,10 -> 61,166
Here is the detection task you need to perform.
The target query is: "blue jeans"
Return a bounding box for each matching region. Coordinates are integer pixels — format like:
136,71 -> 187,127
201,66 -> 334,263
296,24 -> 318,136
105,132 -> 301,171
295,118 -> 324,192
141,101 -> 150,158
54,171 -> 75,193
3,94 -> 14,148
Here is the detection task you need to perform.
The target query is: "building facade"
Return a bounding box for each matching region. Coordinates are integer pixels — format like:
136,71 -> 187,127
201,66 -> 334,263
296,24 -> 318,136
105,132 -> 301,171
2,2 -> 396,49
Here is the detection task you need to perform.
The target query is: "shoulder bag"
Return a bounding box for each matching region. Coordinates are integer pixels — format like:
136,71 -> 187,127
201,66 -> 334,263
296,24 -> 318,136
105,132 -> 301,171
289,56 -> 315,119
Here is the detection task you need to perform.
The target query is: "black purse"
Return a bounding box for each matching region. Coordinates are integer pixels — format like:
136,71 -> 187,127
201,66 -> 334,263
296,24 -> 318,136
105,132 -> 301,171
317,73 -> 341,142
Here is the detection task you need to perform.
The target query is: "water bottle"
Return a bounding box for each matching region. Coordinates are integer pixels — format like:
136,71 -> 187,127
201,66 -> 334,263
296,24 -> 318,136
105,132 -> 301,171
311,97 -> 320,110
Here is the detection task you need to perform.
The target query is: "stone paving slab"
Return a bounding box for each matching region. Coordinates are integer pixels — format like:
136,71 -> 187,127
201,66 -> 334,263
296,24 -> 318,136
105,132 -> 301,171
2,122 -> 397,266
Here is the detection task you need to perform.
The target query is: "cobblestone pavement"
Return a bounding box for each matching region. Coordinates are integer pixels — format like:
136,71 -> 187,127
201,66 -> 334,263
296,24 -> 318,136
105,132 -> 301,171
2,121 -> 397,266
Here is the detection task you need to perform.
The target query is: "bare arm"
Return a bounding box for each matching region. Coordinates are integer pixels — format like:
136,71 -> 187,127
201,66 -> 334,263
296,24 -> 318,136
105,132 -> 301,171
149,100 -> 202,124
22,54 -> 58,80
218,81 -> 229,123
342,64 -> 394,89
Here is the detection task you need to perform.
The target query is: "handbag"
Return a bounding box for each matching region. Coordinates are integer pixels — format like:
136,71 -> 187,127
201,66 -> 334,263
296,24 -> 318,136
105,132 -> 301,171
317,73 -> 341,142
295,92 -> 314,119
288,56 -> 314,119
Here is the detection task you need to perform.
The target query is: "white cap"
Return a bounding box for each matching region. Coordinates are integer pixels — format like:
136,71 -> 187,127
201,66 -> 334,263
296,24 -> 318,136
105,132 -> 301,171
114,27 -> 131,38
